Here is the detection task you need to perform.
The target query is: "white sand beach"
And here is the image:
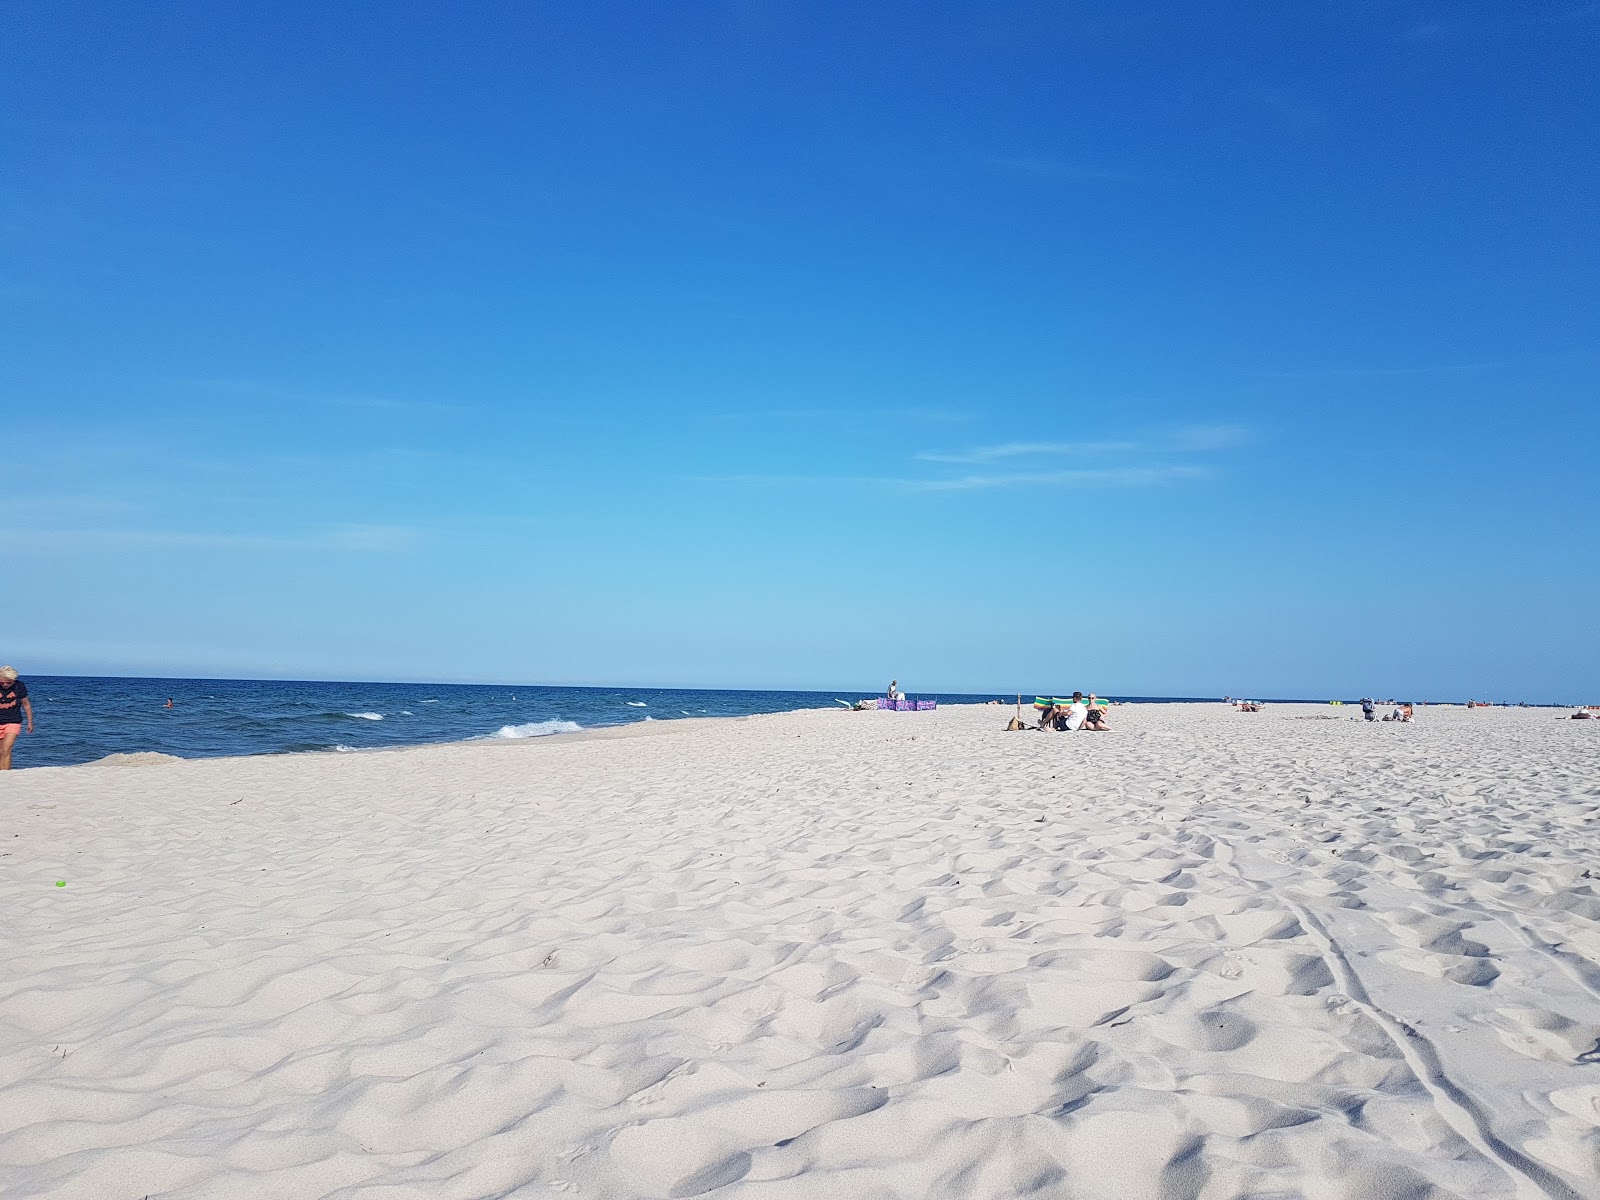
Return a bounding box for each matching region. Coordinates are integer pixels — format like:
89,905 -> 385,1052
3,702 -> 1599,1199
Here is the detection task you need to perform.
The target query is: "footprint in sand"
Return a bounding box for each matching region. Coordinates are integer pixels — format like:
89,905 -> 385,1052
609,1118 -> 752,1198
1489,1006 -> 1600,1063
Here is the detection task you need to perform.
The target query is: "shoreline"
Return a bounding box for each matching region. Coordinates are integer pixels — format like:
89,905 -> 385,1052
8,681 -> 1585,774
21,695 -> 1588,776
1,703 -> 850,776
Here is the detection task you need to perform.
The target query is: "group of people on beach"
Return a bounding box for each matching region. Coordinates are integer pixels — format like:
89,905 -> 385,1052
1034,692 -> 1111,732
0,666 -> 33,770
1361,698 -> 1414,722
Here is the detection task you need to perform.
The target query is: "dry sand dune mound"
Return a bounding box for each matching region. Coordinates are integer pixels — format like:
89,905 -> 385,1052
2,703 -> 1598,1198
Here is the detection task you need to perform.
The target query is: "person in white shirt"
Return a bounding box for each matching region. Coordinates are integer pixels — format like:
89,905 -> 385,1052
1064,692 -> 1089,731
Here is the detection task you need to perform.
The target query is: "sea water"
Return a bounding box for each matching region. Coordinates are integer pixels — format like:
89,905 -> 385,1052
0,677 -> 1010,769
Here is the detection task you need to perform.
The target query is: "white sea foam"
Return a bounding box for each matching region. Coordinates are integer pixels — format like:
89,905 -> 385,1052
642,715 -> 656,721
400,710 -> 413,716
626,701 -> 647,707
331,744 -> 358,753
345,712 -> 384,721
490,720 -> 583,739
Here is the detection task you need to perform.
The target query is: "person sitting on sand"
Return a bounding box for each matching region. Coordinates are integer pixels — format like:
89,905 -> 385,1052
1062,692 -> 1090,731
1082,702 -> 1111,731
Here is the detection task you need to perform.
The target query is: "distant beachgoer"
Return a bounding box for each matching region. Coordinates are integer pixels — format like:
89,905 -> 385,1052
888,679 -> 900,700
165,698 -> 174,709
1361,698 -> 1376,721
1083,703 -> 1111,731
1401,703 -> 1414,722
0,666 -> 33,770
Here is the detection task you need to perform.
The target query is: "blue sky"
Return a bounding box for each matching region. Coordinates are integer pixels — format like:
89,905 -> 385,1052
3,1 -> 1596,701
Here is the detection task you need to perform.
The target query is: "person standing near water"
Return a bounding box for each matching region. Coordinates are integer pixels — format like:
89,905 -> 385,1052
0,666 -> 33,770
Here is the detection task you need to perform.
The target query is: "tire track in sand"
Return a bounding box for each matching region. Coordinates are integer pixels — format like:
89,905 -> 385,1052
1206,831 -> 1584,1200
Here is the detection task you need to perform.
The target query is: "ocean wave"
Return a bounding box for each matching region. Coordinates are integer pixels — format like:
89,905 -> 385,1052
642,715 -> 656,721
490,720 -> 583,739
400,710 -> 413,716
331,744 -> 359,753
344,712 -> 384,721
626,701 -> 647,707
419,699 -> 439,704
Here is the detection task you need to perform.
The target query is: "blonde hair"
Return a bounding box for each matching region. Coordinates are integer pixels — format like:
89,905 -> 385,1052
0,666 -> 16,682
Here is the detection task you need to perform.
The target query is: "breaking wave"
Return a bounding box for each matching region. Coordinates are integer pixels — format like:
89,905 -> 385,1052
490,720 -> 583,739
344,712 -> 384,721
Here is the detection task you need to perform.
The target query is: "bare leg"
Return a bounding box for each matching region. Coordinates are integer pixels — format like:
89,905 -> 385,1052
0,727 -> 17,770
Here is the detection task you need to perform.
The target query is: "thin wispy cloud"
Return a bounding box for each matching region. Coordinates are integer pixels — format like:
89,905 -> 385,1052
691,464 -> 1211,492
704,407 -> 971,424
908,465 -> 1209,492
920,425 -> 1250,463
687,473 -> 892,488
918,440 -> 1142,464
186,378 -> 472,415
1165,424 -> 1252,451
699,423 -> 1247,494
